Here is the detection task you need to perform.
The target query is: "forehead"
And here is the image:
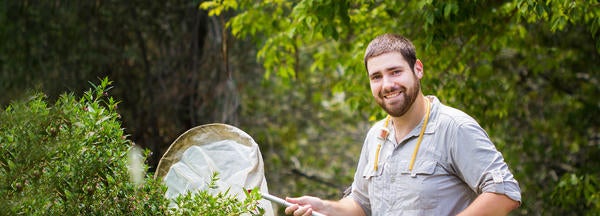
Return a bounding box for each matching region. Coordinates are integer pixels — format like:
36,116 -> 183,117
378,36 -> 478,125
366,52 -> 410,74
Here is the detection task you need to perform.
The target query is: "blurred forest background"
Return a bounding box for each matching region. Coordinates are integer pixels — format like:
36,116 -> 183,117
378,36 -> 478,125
1,0 -> 598,215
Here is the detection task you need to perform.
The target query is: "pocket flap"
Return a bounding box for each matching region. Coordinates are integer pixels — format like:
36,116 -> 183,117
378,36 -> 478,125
399,160 -> 436,175
362,161 -> 384,179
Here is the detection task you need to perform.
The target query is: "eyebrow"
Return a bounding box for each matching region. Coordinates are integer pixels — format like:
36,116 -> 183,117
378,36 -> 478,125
384,66 -> 404,72
369,66 -> 404,75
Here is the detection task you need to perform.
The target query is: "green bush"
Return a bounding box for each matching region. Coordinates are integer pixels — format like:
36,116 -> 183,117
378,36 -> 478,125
0,78 -> 262,215
171,173 -> 264,216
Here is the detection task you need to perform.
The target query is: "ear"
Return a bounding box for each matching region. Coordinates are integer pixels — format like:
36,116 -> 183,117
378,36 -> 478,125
414,59 -> 424,79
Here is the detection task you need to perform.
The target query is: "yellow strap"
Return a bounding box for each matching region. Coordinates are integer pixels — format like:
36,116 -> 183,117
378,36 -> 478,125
373,144 -> 382,171
374,116 -> 391,171
374,99 -> 431,172
383,115 -> 391,128
409,99 -> 431,171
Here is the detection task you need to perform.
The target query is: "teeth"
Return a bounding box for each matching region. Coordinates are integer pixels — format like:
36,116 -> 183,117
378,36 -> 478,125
384,92 -> 400,99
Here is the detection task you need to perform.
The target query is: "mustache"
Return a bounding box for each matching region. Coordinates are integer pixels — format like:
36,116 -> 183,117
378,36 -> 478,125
380,86 -> 406,97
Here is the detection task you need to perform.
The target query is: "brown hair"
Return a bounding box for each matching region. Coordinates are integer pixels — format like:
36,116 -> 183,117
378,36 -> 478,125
364,33 -> 417,72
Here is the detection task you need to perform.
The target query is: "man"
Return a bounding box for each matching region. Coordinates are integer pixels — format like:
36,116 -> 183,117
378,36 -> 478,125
284,33 -> 521,216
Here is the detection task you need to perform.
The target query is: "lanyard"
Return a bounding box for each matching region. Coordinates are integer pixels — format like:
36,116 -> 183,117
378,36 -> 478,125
373,99 -> 431,172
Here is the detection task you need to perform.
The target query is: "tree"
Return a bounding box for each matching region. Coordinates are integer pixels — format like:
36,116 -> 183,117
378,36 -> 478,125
0,0 -> 251,170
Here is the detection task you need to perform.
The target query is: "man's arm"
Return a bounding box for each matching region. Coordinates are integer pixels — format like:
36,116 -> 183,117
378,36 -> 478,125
284,196 -> 365,216
457,192 -> 520,216
452,122 -> 522,215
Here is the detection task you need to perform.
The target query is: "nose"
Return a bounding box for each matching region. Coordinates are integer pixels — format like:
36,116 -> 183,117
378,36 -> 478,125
382,75 -> 396,92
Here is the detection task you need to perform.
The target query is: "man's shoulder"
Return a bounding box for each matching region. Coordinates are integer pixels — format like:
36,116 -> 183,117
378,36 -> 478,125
435,102 -> 479,127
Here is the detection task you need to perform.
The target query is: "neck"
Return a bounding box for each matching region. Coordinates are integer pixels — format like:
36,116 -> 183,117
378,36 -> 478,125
391,94 -> 429,142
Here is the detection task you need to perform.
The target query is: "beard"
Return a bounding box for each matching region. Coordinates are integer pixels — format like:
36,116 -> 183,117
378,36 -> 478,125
377,80 -> 421,117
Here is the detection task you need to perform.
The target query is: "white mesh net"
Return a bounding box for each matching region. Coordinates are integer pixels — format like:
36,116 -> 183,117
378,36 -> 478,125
156,124 -> 274,215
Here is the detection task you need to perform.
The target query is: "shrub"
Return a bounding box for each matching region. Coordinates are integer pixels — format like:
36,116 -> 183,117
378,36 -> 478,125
0,78 -> 262,215
171,173 -> 264,216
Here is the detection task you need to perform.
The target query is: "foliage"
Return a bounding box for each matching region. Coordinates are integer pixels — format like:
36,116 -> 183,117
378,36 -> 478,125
0,78 -> 167,214
171,173 -> 264,216
0,79 -> 262,215
0,0 -> 242,169
201,0 -> 600,215
551,174 -> 600,215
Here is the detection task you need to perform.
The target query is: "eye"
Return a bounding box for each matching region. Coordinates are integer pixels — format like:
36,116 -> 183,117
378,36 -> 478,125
392,69 -> 402,75
370,74 -> 382,81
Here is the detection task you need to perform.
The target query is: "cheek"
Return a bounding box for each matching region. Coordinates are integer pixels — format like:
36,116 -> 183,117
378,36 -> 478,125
369,82 -> 380,96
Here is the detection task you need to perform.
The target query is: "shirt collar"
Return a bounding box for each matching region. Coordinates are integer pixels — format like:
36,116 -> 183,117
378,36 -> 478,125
386,95 -> 440,144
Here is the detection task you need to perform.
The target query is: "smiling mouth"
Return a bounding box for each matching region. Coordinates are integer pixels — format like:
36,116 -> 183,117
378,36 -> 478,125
383,92 -> 401,99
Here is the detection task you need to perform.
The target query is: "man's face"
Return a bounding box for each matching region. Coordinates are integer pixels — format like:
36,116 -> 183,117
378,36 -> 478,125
366,52 -> 422,117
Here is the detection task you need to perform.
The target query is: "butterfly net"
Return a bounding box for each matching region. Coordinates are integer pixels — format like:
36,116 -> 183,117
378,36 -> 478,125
154,123 -> 274,215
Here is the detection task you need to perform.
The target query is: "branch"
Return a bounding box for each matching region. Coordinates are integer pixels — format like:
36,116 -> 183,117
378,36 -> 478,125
290,168 -> 343,190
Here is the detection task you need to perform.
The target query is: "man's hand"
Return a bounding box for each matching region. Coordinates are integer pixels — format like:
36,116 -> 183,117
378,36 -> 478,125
284,196 -> 366,216
284,196 -> 325,216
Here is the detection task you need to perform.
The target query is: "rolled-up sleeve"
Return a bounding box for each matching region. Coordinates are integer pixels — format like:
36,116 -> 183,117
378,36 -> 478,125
451,121 -> 522,203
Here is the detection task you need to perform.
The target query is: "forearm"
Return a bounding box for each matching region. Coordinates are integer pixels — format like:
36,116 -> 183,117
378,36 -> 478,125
285,196 -> 365,216
458,192 -> 520,216
320,197 -> 366,216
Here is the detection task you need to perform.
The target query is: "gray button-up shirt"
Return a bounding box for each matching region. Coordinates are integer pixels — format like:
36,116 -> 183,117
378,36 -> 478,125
349,96 -> 521,215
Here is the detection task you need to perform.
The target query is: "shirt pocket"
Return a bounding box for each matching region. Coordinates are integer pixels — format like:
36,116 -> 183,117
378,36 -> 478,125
362,146 -> 386,180
362,163 -> 383,179
394,160 -> 439,210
